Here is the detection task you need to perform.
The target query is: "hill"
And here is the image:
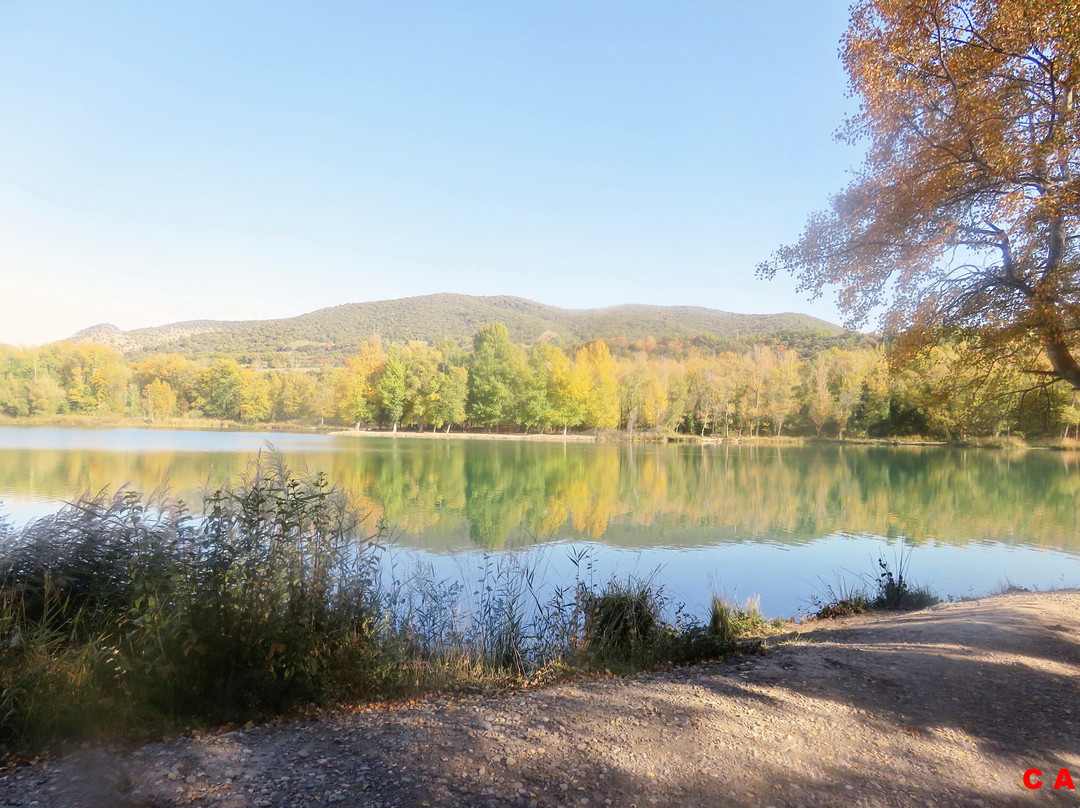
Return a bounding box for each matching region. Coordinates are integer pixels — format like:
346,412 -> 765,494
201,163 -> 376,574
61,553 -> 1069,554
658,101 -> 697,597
69,294 -> 846,360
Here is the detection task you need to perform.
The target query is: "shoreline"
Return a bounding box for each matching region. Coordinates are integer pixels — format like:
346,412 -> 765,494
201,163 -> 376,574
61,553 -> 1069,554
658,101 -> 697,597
0,417 -> 1050,450
329,427 -> 600,442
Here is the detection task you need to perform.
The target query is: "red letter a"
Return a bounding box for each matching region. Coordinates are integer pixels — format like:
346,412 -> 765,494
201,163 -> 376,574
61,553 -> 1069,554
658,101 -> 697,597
1054,768 -> 1075,790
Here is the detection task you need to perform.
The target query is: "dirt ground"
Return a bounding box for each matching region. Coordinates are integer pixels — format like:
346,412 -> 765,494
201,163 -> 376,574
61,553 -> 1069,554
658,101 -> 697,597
3,590 -> 1078,808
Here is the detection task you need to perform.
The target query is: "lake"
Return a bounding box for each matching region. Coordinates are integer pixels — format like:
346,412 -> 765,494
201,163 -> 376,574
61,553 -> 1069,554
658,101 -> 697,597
1,425 -> 1079,617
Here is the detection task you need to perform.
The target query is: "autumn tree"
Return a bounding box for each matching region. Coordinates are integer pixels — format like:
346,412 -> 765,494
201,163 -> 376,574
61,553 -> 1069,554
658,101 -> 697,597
740,345 -> 774,436
576,341 -> 620,429
334,337 -> 387,428
805,353 -> 836,436
59,344 -> 129,414
237,369 -> 273,423
272,372 -> 317,422
142,378 -> 178,421
709,354 -> 745,438
760,0 -> 1080,389
550,350 -> 591,435
617,357 -> 651,434
135,353 -> 201,412
765,347 -> 803,436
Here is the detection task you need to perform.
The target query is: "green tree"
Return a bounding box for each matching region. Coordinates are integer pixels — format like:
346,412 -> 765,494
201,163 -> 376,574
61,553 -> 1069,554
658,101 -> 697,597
467,323 -> 525,429
377,348 -> 408,432
0,374 -> 29,417
521,342 -> 567,433
910,342 -> 1023,439
430,365 -> 468,432
199,359 -> 244,420
401,344 -> 441,429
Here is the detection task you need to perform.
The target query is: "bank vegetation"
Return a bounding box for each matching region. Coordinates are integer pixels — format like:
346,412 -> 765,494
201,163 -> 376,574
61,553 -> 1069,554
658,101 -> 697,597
2,323 -> 1077,442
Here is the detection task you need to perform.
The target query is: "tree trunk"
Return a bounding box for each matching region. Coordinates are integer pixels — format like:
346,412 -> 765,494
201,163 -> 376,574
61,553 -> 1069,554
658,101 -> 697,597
1044,336 -> 1080,388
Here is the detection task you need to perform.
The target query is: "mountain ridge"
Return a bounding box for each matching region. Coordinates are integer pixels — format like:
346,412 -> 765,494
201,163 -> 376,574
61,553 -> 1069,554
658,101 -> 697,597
69,293 -> 846,358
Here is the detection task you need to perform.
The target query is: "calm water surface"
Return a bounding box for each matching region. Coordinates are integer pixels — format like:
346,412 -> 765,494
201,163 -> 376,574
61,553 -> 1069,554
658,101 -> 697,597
1,426 -> 1079,617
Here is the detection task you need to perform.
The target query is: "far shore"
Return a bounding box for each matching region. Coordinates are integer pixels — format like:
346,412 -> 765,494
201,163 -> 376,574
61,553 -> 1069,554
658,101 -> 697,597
330,427 -> 600,442
328,427 -> 958,447
0,416 -> 1051,450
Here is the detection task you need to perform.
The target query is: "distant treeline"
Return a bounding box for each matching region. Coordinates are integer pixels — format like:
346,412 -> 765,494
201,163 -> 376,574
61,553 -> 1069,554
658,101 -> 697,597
0,323 -> 1073,439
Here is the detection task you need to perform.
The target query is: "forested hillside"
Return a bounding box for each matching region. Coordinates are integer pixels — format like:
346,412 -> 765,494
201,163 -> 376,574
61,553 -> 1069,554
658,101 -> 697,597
0,319 -> 1071,441
68,294 -> 843,362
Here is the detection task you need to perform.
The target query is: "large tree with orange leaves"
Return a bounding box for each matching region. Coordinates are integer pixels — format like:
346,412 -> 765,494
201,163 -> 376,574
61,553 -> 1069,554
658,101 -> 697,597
759,0 -> 1080,386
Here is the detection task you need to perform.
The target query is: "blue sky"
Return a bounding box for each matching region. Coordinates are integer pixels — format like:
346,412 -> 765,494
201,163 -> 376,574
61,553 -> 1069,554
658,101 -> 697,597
0,1 -> 861,346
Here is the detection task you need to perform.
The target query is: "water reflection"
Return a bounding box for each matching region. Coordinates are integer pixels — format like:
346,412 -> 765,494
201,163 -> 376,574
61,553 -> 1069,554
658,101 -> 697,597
2,428 -> 1080,555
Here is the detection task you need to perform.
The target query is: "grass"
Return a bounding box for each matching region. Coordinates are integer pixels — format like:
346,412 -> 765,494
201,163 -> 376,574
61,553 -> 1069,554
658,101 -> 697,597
810,544 -> 939,619
809,574 -> 871,619
707,595 -> 782,643
0,460 -> 774,754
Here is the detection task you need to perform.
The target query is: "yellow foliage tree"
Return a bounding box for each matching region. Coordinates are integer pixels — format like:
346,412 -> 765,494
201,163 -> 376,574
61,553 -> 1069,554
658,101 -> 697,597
334,337 -> 387,428
576,341 -> 620,429
141,379 -> 177,421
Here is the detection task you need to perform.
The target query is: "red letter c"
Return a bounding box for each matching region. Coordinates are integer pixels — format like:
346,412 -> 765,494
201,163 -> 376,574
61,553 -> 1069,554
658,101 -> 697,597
1024,769 -> 1043,789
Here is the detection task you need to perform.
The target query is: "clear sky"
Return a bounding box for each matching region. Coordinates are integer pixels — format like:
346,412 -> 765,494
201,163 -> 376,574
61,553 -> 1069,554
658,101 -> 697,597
0,1 -> 861,347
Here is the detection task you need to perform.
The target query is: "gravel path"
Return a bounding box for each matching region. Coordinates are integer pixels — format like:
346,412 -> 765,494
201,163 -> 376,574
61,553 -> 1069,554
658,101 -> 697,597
4,590 -> 1078,808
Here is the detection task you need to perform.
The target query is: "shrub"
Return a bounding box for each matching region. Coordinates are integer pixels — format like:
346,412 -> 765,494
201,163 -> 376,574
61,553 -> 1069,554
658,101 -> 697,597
870,548 -> 939,611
